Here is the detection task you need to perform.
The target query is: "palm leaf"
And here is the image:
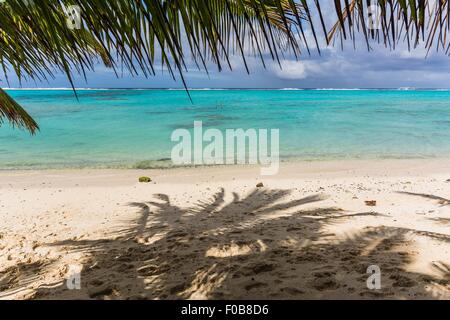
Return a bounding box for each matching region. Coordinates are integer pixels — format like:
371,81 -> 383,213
0,0 -> 306,132
328,0 -> 449,54
0,1 -> 448,134
0,88 -> 38,133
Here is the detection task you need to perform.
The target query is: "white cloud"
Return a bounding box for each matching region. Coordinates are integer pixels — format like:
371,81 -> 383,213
272,60 -> 307,79
269,53 -> 356,81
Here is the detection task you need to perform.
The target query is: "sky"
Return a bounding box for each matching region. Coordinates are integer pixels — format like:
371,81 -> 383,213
2,3 -> 450,89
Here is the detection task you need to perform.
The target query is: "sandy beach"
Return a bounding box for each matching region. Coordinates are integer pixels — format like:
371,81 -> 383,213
0,159 -> 449,300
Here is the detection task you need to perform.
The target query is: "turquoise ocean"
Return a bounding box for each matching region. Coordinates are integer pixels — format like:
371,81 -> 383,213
1,89 -> 450,169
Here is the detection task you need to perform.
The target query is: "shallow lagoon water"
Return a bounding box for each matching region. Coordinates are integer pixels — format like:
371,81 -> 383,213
1,89 -> 450,169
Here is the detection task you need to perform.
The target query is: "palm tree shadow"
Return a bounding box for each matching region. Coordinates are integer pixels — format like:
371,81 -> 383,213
0,259 -> 58,299
12,187 -> 450,299
397,191 -> 450,206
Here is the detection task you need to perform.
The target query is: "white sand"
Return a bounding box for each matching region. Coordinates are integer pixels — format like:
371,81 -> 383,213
0,159 -> 449,300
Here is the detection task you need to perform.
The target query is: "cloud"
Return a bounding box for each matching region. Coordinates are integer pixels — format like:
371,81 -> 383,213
271,60 -> 307,79
3,2 -> 450,89
269,51 -> 357,81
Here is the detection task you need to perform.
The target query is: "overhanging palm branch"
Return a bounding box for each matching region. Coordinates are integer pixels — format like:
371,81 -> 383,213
0,1 -> 449,134
0,88 -> 38,133
0,0 -> 308,133
328,0 -> 450,54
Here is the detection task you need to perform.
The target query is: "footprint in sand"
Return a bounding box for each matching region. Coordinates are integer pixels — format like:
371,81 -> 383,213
311,272 -> 340,291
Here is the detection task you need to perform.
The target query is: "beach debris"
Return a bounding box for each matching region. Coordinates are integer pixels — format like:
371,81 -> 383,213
446,179 -> 450,182
365,200 -> 377,207
256,182 -> 264,188
138,176 -> 152,183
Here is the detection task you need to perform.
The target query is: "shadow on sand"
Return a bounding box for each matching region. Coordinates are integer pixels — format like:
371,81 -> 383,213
2,188 -> 449,299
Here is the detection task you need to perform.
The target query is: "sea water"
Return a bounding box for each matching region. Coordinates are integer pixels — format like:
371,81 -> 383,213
1,89 -> 449,169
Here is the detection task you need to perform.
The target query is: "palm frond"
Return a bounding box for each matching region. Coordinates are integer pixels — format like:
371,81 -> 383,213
0,1 -> 449,133
0,0 -> 308,132
0,88 -> 38,133
328,0 -> 450,54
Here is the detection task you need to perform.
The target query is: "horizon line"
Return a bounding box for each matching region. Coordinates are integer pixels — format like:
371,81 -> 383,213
4,87 -> 450,91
